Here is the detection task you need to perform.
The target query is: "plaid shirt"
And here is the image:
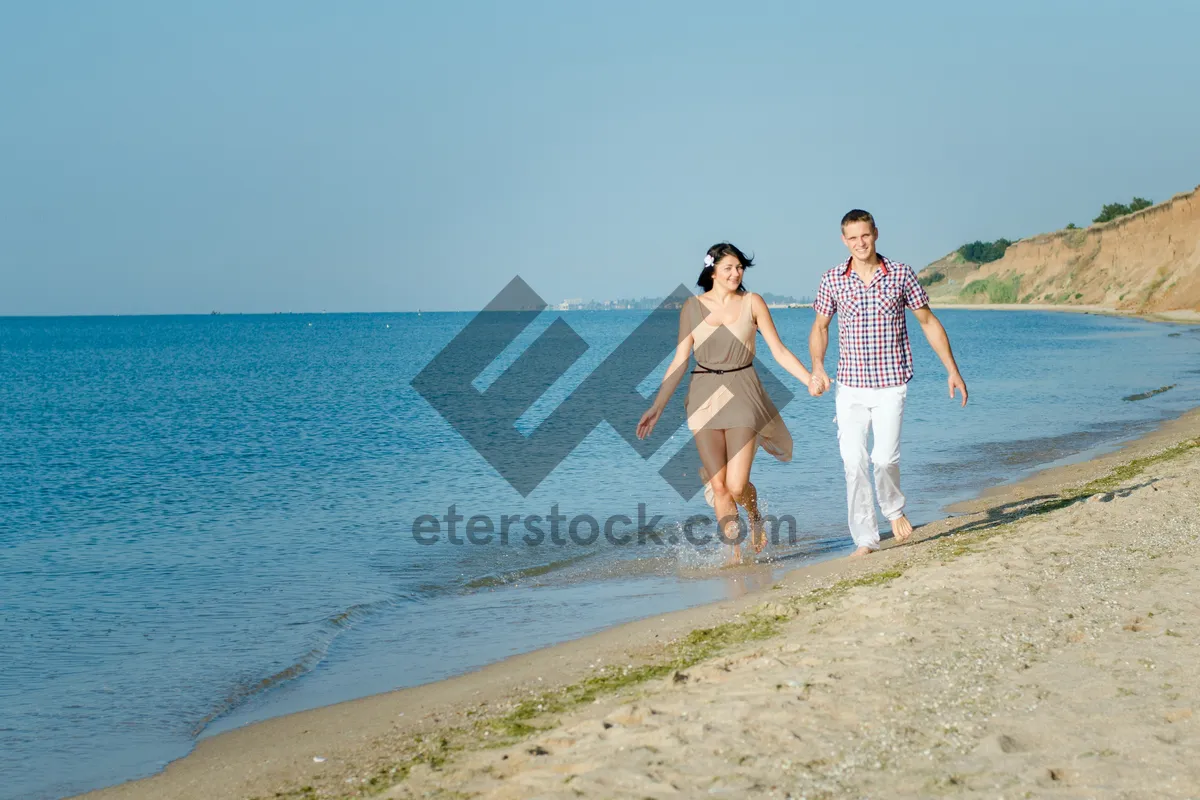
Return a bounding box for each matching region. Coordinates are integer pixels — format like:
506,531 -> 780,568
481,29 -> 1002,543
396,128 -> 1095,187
813,255 -> 930,388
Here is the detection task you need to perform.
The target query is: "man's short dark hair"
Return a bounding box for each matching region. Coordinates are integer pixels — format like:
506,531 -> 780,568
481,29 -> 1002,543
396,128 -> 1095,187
841,209 -> 876,230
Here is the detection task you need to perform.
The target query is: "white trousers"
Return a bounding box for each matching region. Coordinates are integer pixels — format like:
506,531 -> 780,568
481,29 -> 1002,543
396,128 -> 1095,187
835,382 -> 907,550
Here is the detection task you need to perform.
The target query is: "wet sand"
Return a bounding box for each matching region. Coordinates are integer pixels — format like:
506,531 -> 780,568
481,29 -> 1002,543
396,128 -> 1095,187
79,409 -> 1200,800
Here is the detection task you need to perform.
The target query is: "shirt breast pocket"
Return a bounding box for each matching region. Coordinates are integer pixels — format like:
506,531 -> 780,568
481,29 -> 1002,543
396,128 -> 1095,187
838,288 -> 862,319
877,287 -> 904,316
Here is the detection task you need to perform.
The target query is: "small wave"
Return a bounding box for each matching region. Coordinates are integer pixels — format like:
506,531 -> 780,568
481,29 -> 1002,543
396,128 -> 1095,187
1123,384 -> 1176,402
190,598 -> 393,736
464,552 -> 597,589
459,521 -> 746,590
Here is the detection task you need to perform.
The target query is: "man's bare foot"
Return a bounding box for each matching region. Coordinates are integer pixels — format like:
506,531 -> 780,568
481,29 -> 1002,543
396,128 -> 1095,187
850,546 -> 874,558
724,545 -> 743,567
890,514 -> 914,542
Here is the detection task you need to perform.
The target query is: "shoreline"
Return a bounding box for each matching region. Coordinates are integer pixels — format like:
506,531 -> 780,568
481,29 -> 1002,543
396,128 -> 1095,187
77,405 -> 1200,800
928,301 -> 1200,323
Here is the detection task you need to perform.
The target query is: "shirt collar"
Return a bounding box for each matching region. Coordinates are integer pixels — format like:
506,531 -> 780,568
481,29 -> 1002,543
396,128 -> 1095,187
842,255 -> 889,277
844,260 -> 892,281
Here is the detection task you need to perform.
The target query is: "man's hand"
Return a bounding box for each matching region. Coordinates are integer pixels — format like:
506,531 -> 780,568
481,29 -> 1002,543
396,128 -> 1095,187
948,372 -> 968,407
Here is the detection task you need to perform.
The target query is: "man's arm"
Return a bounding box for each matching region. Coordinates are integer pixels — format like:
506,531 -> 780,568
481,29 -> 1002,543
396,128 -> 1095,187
911,306 -> 967,407
808,273 -> 837,396
808,313 -> 833,395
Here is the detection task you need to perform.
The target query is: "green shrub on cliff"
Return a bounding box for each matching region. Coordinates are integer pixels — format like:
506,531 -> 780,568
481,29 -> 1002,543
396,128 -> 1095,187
1093,196 -> 1153,224
957,239 -> 1012,264
918,271 -> 945,287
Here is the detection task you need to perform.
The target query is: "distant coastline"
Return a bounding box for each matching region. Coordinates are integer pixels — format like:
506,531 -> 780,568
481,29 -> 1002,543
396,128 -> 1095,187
0,300 -> 816,319
550,291 -> 813,312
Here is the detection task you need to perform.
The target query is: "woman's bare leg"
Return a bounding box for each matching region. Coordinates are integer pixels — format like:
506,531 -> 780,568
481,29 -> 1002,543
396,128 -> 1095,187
693,429 -> 742,565
738,481 -> 766,554
721,428 -> 761,557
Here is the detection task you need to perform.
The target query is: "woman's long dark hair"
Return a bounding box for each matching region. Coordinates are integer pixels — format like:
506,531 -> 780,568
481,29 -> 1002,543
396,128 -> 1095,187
696,242 -> 753,293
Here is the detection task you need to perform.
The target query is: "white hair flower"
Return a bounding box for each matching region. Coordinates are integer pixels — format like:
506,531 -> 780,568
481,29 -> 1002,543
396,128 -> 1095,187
704,254 -> 715,268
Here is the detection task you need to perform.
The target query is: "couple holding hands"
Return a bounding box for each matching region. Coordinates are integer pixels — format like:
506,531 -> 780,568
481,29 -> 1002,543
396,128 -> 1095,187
636,209 -> 968,563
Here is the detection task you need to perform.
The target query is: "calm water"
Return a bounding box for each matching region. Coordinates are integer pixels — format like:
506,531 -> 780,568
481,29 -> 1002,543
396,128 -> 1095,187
2,309 -> 1199,799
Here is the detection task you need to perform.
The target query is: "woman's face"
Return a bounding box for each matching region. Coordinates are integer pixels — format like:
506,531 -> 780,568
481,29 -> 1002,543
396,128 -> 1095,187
712,254 -> 744,292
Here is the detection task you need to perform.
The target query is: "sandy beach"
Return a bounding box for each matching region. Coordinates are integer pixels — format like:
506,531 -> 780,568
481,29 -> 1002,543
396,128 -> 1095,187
76,406 -> 1200,800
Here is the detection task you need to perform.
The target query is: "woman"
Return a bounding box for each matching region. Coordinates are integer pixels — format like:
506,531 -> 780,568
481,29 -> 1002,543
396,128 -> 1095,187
636,243 -> 814,565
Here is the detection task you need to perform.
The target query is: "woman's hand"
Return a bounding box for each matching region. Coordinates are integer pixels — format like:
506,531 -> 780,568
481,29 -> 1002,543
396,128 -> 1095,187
636,405 -> 664,440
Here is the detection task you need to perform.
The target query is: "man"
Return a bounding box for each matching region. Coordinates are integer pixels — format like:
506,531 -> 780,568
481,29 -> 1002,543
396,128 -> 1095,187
809,209 -> 967,556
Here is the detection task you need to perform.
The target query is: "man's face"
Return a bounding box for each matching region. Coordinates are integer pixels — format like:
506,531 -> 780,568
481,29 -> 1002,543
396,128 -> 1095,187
841,221 -> 878,262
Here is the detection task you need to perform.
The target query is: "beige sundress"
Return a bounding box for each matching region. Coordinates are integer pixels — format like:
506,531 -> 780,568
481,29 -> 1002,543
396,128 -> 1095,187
682,292 -> 793,464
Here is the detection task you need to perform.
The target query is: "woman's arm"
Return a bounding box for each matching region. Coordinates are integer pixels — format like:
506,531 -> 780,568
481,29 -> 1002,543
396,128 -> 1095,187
750,293 -> 813,385
636,304 -> 695,439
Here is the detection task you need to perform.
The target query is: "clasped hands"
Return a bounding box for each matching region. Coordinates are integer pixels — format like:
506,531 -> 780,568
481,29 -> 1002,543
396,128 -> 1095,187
808,370 -> 831,397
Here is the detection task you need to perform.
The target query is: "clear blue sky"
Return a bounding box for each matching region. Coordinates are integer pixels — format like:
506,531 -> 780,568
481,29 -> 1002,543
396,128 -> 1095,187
2,1 -> 1198,315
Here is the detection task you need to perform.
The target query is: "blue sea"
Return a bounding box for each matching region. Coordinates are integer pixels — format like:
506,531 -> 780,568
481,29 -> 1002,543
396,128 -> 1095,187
2,308 -> 1199,800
